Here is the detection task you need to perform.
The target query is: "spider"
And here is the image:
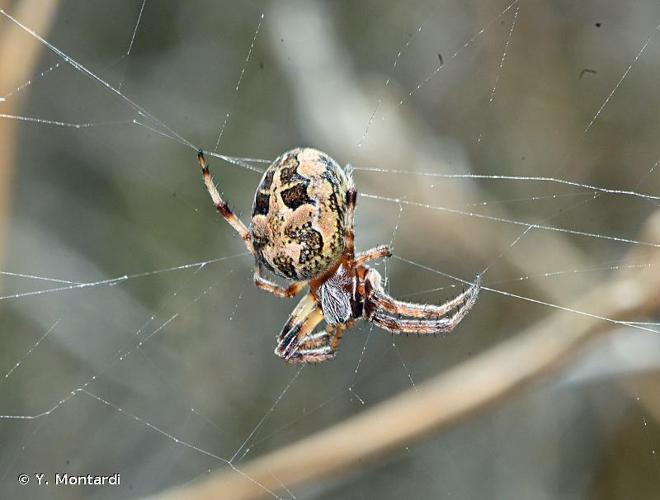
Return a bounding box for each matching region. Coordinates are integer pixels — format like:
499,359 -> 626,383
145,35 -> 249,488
197,147 -> 481,364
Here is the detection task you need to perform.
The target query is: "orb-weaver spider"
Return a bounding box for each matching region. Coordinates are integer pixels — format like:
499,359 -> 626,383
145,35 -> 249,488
197,147 -> 480,363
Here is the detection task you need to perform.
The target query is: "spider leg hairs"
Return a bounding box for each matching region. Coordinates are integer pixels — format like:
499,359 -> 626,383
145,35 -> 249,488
198,147 -> 481,363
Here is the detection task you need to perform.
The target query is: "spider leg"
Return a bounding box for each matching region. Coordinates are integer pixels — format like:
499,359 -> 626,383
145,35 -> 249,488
328,321 -> 353,351
344,164 -> 357,259
364,269 -> 481,334
354,245 -> 392,266
254,264 -> 307,298
289,322 -> 354,364
365,268 -> 481,319
275,294 -> 335,364
368,298 -> 478,335
197,150 -> 253,253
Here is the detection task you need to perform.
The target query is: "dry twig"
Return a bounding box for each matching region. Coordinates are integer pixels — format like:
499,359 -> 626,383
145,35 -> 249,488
149,211 -> 660,500
0,0 -> 60,267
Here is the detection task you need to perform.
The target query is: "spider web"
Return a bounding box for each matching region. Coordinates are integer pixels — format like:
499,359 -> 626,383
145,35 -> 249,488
1,0 -> 660,499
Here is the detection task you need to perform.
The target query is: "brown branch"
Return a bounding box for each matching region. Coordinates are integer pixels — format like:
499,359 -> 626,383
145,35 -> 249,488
149,211 -> 660,500
0,0 -> 60,270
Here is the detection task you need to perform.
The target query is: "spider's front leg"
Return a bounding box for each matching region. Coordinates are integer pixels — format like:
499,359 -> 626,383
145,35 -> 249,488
197,150 -> 253,253
275,294 -> 336,364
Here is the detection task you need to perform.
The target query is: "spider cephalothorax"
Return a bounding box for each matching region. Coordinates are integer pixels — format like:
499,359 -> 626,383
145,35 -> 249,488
198,147 -> 480,364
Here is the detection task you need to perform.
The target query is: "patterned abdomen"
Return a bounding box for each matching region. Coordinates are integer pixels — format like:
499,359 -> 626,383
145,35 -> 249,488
250,148 -> 349,281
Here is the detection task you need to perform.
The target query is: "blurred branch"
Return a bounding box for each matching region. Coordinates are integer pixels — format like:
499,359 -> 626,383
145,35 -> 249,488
267,0 -> 589,304
0,0 -> 60,271
149,211 -> 660,500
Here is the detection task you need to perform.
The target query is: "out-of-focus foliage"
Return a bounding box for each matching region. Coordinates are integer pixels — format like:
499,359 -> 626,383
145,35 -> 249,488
1,1 -> 659,499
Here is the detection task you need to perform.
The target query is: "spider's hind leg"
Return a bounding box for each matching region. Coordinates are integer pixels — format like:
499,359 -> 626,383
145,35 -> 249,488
254,264 -> 307,298
355,245 -> 392,266
197,150 -> 253,253
343,164 -> 357,259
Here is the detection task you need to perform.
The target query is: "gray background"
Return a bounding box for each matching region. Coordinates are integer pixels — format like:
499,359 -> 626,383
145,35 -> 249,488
1,0 -> 660,498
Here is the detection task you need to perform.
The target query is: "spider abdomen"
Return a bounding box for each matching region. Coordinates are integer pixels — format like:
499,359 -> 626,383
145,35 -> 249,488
250,148 -> 349,281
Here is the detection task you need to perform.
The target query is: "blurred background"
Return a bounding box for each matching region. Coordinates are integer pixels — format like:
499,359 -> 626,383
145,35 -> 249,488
1,0 -> 660,498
